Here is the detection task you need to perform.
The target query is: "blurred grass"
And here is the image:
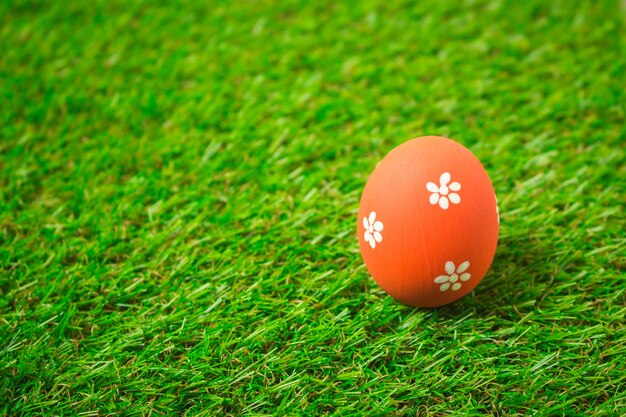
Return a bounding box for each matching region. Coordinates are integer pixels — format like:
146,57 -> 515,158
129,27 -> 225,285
1,0 -> 625,415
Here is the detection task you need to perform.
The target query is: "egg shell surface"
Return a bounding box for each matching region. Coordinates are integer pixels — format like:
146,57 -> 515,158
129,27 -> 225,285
358,136 -> 499,307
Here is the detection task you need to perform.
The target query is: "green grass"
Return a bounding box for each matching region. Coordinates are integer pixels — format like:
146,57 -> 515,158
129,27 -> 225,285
1,0 -> 625,415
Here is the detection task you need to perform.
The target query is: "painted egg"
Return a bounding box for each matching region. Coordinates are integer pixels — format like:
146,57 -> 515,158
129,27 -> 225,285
358,136 -> 499,307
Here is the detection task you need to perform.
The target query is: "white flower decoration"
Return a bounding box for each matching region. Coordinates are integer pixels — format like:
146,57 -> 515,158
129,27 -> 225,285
363,211 -> 383,249
434,261 -> 471,292
426,172 -> 461,210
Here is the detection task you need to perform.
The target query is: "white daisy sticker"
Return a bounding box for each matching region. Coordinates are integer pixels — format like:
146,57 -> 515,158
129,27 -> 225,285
427,172 -> 461,210
434,261 -> 471,292
363,211 -> 383,249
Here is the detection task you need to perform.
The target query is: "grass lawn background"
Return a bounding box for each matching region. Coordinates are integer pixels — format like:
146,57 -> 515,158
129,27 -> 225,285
1,0 -> 625,415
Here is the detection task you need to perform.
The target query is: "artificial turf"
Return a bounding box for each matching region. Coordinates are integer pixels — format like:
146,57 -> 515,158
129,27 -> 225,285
1,0 -> 625,415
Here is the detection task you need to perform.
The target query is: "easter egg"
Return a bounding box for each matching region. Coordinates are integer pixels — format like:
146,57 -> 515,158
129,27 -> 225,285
358,136 -> 499,307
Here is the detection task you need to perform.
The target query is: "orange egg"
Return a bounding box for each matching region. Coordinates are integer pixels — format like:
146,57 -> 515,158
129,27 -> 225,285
358,136 -> 499,307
